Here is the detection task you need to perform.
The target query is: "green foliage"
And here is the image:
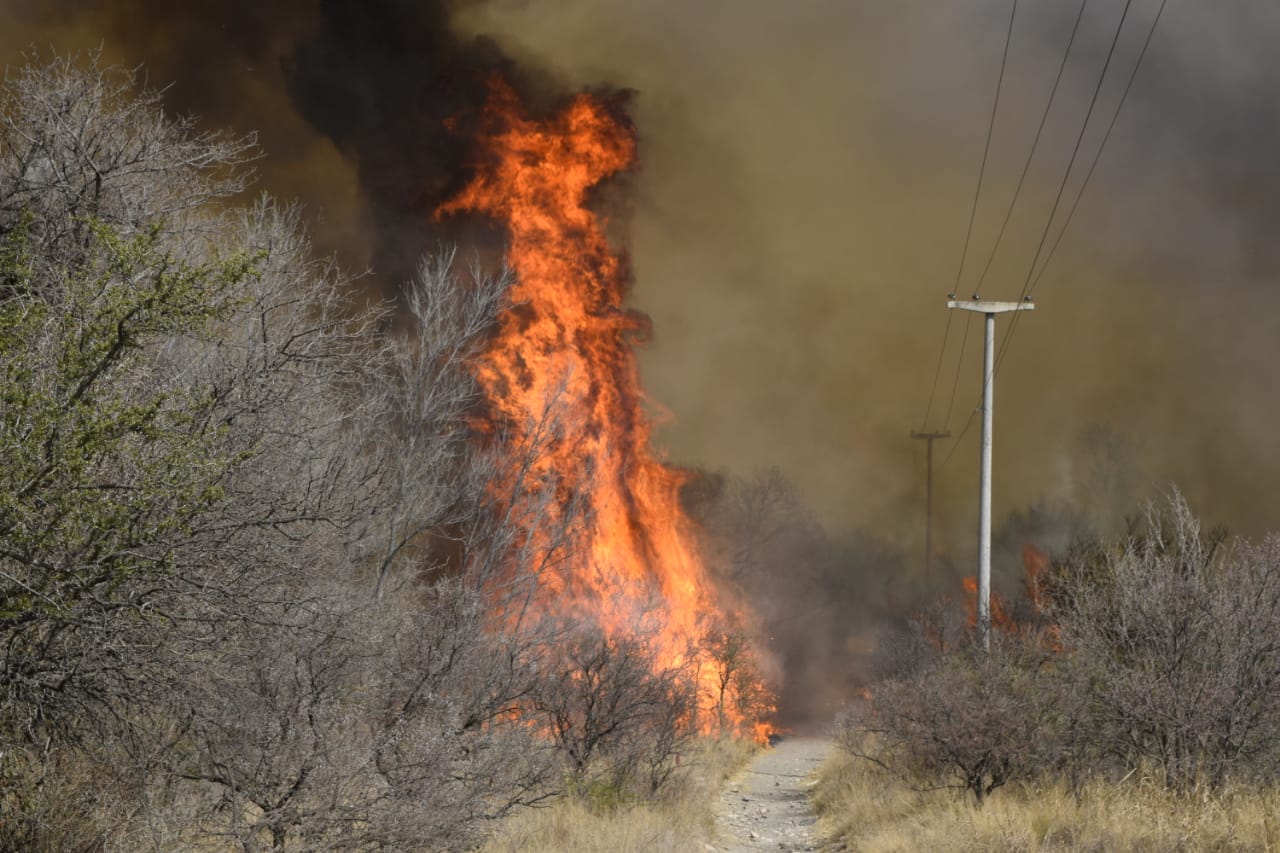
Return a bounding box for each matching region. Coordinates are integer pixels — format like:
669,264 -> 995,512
566,774 -> 641,814
0,215 -> 259,733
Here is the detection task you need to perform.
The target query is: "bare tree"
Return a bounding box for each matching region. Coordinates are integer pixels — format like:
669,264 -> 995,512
690,466 -> 893,727
698,629 -> 773,737
348,249 -> 512,600
0,52 -> 256,271
530,620 -> 694,799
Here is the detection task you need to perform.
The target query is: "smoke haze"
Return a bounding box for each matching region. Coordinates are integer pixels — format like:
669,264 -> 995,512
449,0 -> 1280,551
3,1 -> 1280,595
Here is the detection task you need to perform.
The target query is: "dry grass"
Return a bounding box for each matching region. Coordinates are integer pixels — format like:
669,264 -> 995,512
480,737 -> 757,853
2,738 -> 755,852
813,750 -> 1280,852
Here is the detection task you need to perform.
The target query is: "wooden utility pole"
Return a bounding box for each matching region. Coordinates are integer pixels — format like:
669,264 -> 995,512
947,298 -> 1034,651
911,430 -> 950,582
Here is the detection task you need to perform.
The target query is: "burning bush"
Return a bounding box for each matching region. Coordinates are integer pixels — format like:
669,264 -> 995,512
0,56 -> 767,849
846,488 -> 1280,803
530,623 -> 695,800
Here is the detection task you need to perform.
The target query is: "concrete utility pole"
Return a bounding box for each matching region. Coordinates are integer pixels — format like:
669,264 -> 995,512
946,297 -> 1034,651
910,430 -> 950,582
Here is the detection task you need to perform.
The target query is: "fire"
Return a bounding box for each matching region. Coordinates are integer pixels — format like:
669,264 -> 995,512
1021,543 -> 1050,612
957,543 -> 1060,649
437,79 -> 768,738
961,576 -> 1016,635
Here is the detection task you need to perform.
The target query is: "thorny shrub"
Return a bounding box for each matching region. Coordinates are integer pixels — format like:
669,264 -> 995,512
844,489 -> 1280,804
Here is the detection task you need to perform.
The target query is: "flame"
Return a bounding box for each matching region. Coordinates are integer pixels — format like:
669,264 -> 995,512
437,79 -> 768,739
961,576 -> 1016,634
957,544 -> 1060,649
1021,543 -> 1050,612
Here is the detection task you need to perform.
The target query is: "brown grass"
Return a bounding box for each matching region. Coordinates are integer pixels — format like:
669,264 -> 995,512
812,750 -> 1280,852
480,737 -> 757,853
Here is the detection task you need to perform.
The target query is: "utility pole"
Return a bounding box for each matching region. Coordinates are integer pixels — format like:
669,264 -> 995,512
947,297 -> 1034,651
910,430 -> 950,582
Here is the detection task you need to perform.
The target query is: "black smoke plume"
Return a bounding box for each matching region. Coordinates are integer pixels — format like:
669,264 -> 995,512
0,0 -> 553,288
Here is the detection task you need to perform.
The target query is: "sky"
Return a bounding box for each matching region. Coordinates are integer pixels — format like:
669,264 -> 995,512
4,0 -> 1280,578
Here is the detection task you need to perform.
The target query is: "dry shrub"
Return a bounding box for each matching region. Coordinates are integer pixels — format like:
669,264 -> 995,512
531,623 -> 696,800
1048,490 -> 1280,791
0,746 -> 135,852
0,54 -> 702,850
840,631 -> 1064,805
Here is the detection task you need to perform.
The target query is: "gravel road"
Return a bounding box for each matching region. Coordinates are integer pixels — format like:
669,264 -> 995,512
710,737 -> 834,852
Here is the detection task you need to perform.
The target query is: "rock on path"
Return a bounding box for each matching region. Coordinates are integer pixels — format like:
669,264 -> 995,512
710,737 -> 834,853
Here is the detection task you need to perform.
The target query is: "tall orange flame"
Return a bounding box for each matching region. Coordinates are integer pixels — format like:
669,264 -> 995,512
438,79 -> 766,736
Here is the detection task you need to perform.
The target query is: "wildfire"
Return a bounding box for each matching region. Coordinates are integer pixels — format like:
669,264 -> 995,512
437,79 -> 769,738
961,575 -> 1016,635
957,543 -> 1060,649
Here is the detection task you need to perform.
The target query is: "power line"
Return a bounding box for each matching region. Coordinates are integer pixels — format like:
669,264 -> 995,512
919,310 -> 954,431
951,0 -> 1020,296
939,1 -> 1087,460
941,399 -> 979,469
1025,0 -> 1169,299
944,313 -> 972,430
993,0 -> 1139,373
970,0 -> 1090,298
919,0 -> 1019,433
942,0 -> 1086,443
1014,0 -> 1135,304
944,0 -> 1168,470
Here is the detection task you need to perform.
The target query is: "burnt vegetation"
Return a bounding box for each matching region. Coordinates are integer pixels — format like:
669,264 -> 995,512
0,56 -> 768,850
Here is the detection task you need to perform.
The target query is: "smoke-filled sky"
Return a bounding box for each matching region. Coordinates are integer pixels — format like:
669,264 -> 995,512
4,0 -> 1280,569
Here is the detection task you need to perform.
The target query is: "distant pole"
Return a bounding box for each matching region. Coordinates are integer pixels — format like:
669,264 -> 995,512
946,298 -> 1034,651
910,430 -> 950,581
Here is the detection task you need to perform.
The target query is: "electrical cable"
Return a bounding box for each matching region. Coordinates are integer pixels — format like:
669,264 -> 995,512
943,0 -> 1167,469
952,0 -> 1020,296
971,0 -> 1090,298
919,310 -> 954,431
941,0 -> 1089,457
992,0 -> 1137,372
1025,0 -> 1168,299
918,0 -> 1019,433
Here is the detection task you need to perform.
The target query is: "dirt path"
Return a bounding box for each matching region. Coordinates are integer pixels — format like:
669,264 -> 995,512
711,737 -> 834,852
